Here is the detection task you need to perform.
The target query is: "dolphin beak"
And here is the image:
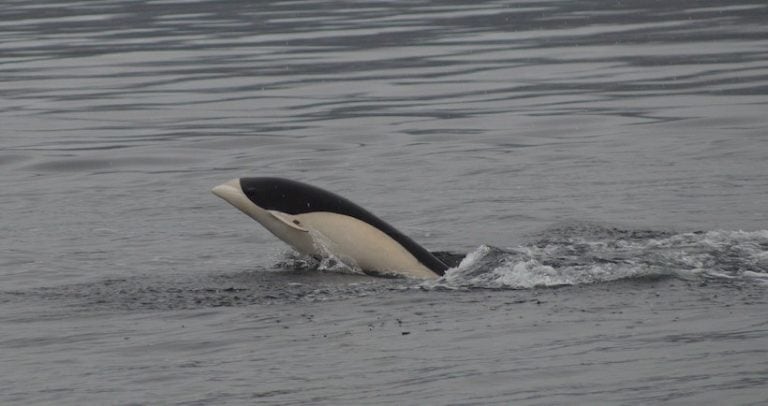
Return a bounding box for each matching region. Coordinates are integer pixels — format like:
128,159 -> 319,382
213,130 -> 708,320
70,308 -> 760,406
212,177 -> 263,222
212,178 -> 243,202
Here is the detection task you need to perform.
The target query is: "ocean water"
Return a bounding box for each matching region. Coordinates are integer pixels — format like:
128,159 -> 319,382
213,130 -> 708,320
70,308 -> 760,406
2,0 -> 768,404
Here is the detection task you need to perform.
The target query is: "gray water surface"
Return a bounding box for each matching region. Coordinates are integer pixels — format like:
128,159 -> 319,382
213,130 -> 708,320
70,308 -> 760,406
2,0 -> 768,404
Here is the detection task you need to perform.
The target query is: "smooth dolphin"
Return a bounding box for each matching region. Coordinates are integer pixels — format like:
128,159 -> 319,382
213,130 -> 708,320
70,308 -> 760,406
212,177 -> 447,279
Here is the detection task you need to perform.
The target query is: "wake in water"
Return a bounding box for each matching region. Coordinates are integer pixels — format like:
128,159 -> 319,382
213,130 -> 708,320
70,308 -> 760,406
5,225 -> 765,313
431,225 -> 768,289
274,224 -> 768,289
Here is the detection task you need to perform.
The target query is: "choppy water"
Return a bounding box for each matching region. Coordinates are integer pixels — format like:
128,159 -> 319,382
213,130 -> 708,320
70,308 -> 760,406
2,0 -> 768,404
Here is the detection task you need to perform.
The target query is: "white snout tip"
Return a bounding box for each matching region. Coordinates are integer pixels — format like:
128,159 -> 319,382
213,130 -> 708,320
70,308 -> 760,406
211,178 -> 242,201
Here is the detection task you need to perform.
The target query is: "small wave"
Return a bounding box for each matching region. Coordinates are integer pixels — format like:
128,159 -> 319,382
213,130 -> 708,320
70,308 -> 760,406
6,229 -> 765,311
274,251 -> 362,275
429,228 -> 768,289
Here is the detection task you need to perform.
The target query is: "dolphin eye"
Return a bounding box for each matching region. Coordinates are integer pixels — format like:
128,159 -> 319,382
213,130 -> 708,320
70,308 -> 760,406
293,220 -> 301,225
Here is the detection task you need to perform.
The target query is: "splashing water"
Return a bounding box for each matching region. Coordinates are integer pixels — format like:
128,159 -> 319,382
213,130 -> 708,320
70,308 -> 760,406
430,228 -> 768,289
7,227 -> 765,312
274,250 -> 365,276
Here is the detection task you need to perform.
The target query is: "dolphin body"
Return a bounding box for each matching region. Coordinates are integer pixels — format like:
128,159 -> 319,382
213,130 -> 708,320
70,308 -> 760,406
212,177 -> 447,279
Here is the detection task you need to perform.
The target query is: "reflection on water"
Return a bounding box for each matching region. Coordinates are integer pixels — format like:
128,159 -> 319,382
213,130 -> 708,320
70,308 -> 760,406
3,0 -> 767,144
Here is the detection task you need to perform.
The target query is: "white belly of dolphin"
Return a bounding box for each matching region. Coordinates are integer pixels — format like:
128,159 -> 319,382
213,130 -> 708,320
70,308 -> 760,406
294,212 -> 438,279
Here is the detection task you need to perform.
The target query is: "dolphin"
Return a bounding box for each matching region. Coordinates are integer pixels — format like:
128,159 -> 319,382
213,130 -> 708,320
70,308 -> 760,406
212,177 -> 447,279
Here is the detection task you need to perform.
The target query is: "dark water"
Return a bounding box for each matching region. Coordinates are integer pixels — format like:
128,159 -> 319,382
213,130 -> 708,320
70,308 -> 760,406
2,0 -> 768,404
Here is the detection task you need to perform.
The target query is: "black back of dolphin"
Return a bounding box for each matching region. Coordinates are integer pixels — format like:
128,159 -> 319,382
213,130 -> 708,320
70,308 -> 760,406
239,177 -> 448,276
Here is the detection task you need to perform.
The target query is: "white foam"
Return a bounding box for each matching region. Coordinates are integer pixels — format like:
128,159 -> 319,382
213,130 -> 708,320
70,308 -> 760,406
432,229 -> 768,290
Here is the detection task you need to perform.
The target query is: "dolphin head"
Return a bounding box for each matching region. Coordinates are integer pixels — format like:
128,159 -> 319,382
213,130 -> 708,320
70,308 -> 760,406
212,178 -> 314,251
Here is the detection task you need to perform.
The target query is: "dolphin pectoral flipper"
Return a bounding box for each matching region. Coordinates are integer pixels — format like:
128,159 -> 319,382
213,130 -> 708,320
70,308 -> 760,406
268,210 -> 309,232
